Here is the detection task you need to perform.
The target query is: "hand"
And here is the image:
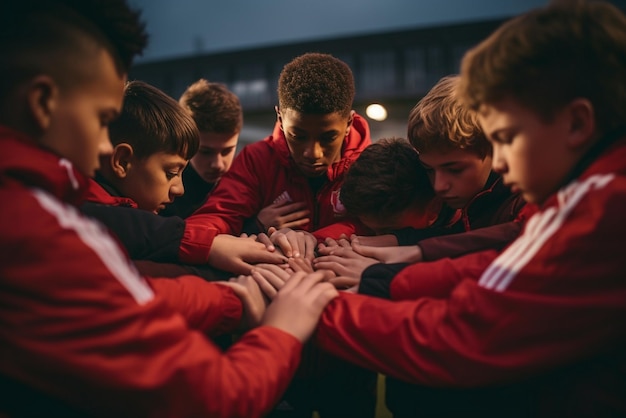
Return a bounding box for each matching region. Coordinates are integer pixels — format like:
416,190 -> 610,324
351,235 -> 423,264
264,227 -> 317,260
316,235 -> 352,254
208,234 -> 288,275
257,200 -> 310,230
313,246 -> 379,284
215,275 -> 268,330
287,256 -> 315,274
260,271 -> 339,342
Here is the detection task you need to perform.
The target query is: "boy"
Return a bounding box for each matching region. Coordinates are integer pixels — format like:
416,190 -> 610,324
0,1 -> 338,417
274,1 -> 626,416
314,75 -> 530,287
81,80 -> 282,277
182,53 -> 372,259
160,78 -> 243,218
313,137 -> 440,237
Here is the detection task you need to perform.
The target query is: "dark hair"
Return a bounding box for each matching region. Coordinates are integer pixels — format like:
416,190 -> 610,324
109,81 -> 199,159
459,0 -> 626,136
278,53 -> 355,117
340,138 -> 435,220
0,0 -> 147,99
179,79 -> 243,134
408,75 -> 490,158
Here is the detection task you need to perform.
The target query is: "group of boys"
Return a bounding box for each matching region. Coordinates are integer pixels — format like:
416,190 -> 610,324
2,0 -> 625,417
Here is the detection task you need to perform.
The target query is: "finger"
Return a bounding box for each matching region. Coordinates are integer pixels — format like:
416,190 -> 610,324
240,233 -> 249,239
256,233 -> 275,251
328,276 -> 359,289
249,250 -> 289,265
276,202 -> 308,214
282,218 -> 311,230
268,226 -> 278,236
282,209 -> 310,222
337,237 -> 351,248
251,270 -> 279,299
255,263 -> 292,281
324,237 -> 339,247
316,244 -> 334,256
311,259 -> 352,277
288,257 -> 313,273
273,234 -> 294,257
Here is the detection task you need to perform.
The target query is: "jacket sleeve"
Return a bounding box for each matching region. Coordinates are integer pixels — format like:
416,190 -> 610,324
181,146 -> 267,262
418,223 -> 521,261
81,202 -> 185,262
316,181 -> 626,388
312,219 -> 374,242
1,193 -> 302,418
147,275 -> 243,336
389,249 -> 499,300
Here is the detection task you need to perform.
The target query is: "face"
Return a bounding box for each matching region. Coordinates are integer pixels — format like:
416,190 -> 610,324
419,148 -> 492,209
190,131 -> 238,183
119,152 -> 187,213
278,107 -> 353,178
39,49 -> 126,177
478,98 -> 588,205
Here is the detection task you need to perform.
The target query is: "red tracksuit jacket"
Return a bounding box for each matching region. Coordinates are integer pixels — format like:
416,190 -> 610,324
316,136 -> 626,416
0,126 -> 301,417
181,114 -> 371,263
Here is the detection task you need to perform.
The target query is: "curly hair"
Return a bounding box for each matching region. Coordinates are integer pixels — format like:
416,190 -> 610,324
458,0 -> 626,137
109,81 -> 199,160
340,138 -> 434,220
408,75 -> 490,158
278,53 -> 355,117
179,79 -> 243,134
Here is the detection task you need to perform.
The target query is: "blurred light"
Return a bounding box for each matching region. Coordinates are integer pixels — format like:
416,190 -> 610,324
366,103 -> 388,121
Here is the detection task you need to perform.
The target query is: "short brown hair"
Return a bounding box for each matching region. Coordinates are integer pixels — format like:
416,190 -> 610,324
459,0 -> 626,136
407,75 -> 490,158
278,53 -> 355,117
109,80 -> 199,159
340,137 -> 434,220
179,79 -> 242,134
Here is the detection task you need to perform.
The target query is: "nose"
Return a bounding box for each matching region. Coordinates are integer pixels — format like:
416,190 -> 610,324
98,130 -> 113,156
303,140 -> 323,161
432,171 -> 450,194
491,145 -> 507,174
170,176 -> 185,198
210,154 -> 225,171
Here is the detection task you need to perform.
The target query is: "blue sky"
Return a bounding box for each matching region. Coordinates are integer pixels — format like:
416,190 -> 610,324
129,0 -> 547,63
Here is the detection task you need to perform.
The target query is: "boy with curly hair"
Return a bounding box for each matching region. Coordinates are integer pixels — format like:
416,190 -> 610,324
182,52 -> 372,260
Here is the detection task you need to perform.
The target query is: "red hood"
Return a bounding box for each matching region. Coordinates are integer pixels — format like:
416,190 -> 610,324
265,112 -> 371,181
0,125 -> 90,206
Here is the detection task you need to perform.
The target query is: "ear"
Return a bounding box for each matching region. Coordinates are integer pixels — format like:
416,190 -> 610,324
26,75 -> 59,132
275,105 -> 283,129
110,143 -> 134,179
345,110 -> 355,136
565,98 -> 595,149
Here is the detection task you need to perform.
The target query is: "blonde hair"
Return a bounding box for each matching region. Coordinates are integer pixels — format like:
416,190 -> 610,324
407,75 -> 490,158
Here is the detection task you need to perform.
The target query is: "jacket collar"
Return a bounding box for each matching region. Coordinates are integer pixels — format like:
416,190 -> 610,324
0,125 -> 90,205
266,112 -> 371,181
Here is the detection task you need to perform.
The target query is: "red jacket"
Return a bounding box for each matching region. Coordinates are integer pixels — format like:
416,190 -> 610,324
181,114 -> 371,263
316,137 -> 626,415
0,126 -> 302,418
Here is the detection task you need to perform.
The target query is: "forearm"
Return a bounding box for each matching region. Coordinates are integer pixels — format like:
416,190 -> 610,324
418,222 -> 522,261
